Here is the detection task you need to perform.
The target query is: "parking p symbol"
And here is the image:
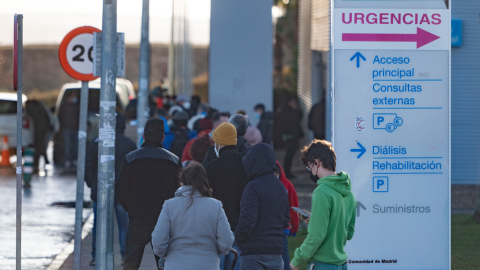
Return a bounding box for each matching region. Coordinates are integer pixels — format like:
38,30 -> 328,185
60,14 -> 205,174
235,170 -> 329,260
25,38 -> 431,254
377,116 -> 384,126
377,179 -> 384,189
373,176 -> 389,192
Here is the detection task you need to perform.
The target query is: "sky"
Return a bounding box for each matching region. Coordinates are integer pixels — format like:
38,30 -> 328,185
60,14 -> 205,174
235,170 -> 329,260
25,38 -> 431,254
0,0 -> 211,46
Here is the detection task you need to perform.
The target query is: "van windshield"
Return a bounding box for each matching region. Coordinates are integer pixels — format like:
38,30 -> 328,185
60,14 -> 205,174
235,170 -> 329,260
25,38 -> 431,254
0,100 -> 17,114
61,88 -> 121,113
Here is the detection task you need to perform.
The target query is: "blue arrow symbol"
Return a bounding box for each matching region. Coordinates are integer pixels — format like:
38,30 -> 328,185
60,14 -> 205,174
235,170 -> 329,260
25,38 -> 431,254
350,142 -> 366,158
350,52 -> 366,68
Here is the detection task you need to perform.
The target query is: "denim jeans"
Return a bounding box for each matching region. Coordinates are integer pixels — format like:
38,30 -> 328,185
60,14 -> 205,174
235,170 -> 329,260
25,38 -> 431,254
307,262 -> 348,270
282,233 -> 291,270
220,233 -> 240,270
62,128 -> 78,163
92,202 -> 129,260
240,254 -> 284,270
124,220 -> 160,270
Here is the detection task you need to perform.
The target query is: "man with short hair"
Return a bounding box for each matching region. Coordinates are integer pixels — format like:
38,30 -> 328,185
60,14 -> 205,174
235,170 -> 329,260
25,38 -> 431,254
290,139 -> 356,270
116,117 -> 182,270
206,122 -> 248,270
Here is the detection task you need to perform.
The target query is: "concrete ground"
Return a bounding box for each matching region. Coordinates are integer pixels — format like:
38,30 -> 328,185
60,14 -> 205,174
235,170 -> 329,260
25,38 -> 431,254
0,165 -> 91,270
57,219 -> 158,270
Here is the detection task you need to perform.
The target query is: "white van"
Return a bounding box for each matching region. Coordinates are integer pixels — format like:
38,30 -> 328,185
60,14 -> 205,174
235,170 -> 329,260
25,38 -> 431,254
0,93 -> 34,151
53,79 -> 136,164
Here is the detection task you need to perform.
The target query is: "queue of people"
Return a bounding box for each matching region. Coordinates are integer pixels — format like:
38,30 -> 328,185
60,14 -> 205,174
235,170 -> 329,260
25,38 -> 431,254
83,93 -> 356,270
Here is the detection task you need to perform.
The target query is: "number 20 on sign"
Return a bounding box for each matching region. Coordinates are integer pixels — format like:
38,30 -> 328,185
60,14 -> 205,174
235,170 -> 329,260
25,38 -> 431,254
59,26 -> 100,81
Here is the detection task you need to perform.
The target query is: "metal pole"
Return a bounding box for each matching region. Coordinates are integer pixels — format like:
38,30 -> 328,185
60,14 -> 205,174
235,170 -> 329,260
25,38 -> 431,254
15,14 -> 23,270
168,0 -> 175,95
137,0 -> 150,147
73,81 -> 89,270
96,0 -> 117,269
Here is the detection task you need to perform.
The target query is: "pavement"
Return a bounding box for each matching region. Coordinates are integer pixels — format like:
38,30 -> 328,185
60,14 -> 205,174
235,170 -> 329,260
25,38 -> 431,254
56,215 -> 158,270
0,164 -> 92,270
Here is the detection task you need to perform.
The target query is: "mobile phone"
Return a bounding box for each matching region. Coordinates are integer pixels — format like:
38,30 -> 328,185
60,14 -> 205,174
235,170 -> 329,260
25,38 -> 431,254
291,207 -> 311,218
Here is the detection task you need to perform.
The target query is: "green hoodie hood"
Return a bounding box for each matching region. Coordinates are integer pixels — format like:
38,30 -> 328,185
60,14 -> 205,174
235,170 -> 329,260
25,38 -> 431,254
318,171 -> 351,197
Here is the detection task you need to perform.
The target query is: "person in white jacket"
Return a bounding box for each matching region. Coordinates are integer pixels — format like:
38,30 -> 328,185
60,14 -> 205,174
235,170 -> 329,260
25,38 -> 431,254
152,163 -> 234,270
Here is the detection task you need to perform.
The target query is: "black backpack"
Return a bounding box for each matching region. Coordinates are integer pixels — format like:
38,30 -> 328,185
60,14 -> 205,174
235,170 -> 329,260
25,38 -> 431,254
170,128 -> 190,158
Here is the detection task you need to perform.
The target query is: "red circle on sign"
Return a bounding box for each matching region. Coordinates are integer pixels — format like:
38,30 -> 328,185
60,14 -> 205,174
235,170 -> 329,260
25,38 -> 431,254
59,26 -> 100,81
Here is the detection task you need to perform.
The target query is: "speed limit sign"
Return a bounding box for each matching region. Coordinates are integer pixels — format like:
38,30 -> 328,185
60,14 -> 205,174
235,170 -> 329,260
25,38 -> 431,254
59,26 -> 100,81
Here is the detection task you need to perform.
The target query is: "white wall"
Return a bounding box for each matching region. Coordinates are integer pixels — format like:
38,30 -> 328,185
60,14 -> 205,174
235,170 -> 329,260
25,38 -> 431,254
209,0 -> 273,126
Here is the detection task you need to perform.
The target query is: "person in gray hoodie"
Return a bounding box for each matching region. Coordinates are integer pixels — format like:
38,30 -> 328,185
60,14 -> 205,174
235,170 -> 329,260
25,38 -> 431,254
152,163 -> 234,270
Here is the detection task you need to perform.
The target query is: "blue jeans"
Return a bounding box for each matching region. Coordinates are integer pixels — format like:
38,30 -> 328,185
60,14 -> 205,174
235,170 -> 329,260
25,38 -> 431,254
92,202 -> 129,259
220,234 -> 240,270
240,254 -> 283,270
282,233 -> 290,270
307,262 -> 347,270
62,128 -> 78,163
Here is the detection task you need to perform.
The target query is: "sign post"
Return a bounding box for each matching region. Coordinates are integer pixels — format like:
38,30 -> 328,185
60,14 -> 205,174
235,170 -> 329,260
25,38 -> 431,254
137,0 -> 150,147
332,3 -> 451,270
96,0 -> 118,269
59,26 -> 100,270
14,13 -> 23,270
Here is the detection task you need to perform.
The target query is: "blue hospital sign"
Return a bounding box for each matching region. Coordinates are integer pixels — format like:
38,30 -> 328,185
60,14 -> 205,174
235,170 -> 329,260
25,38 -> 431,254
333,5 -> 450,270
451,19 -> 462,47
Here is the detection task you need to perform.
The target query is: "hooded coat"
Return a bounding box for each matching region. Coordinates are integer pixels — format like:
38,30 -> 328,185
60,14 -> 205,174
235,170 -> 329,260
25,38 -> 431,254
291,172 -> 357,267
235,144 -> 290,256
85,114 -> 137,203
276,161 -> 300,236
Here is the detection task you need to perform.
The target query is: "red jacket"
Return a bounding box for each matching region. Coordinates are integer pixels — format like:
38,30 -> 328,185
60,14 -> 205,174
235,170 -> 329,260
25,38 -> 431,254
181,130 -> 212,162
276,161 -> 300,236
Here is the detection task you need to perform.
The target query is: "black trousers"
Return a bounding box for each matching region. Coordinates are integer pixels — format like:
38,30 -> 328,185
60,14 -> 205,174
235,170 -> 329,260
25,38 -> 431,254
124,220 -> 160,270
284,138 -> 299,175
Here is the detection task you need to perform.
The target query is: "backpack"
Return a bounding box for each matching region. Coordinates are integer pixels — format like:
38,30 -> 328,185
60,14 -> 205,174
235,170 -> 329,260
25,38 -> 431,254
170,128 -> 190,158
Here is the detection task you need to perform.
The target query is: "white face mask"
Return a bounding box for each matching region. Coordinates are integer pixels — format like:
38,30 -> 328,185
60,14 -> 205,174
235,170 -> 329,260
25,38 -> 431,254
183,101 -> 191,110
214,143 -> 220,157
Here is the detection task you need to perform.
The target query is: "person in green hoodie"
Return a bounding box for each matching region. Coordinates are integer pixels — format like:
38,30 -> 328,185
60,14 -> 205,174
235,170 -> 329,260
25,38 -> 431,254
290,139 -> 357,270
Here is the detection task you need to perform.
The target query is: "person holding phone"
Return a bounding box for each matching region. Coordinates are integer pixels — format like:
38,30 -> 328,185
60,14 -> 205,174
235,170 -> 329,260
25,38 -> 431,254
290,140 -> 357,270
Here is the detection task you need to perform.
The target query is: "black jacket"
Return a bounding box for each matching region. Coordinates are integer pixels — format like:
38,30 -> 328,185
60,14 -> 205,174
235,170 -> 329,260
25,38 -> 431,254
85,114 -> 137,203
235,143 -> 290,256
205,145 -> 247,231
308,100 -> 326,140
279,105 -> 303,139
116,143 -> 182,222
202,135 -> 251,167
257,112 -> 274,144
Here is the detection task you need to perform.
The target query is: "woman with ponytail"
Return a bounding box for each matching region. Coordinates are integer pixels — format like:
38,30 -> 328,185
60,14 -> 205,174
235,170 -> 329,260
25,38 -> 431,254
152,163 -> 234,270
